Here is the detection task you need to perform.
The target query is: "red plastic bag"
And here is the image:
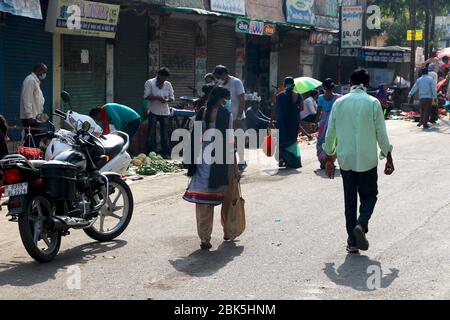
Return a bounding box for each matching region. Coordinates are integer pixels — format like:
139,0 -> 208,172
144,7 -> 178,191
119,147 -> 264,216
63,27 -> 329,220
263,128 -> 276,157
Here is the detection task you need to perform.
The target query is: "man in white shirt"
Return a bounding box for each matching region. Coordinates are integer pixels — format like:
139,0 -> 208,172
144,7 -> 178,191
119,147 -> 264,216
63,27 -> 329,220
300,90 -> 319,123
213,65 -> 245,129
20,63 -> 47,144
144,67 -> 175,158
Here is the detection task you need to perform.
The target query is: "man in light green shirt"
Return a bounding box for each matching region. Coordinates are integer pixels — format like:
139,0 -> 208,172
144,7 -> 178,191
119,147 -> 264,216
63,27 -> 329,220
323,69 -> 395,254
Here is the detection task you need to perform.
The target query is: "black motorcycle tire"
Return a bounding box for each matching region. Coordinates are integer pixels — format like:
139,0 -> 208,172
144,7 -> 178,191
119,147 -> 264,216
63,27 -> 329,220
18,195 -> 62,263
83,175 -> 134,242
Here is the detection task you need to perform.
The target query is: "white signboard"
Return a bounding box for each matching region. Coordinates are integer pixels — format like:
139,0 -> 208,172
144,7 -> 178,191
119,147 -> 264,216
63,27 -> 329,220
341,6 -> 363,49
211,0 -> 245,15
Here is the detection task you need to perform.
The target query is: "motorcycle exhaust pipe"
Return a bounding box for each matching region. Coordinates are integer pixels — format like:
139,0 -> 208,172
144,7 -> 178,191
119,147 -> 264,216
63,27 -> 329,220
43,217 -> 67,232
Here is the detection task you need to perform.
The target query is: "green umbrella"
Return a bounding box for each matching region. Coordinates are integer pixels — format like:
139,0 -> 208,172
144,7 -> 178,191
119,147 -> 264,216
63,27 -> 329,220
294,77 -> 322,94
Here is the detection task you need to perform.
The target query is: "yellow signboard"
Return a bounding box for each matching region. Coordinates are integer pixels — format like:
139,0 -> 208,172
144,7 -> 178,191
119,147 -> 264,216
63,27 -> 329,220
45,0 -> 120,39
407,30 -> 423,41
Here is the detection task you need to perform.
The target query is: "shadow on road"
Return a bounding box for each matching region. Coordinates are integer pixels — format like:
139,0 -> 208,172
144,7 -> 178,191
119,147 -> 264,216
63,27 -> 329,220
0,240 -> 127,287
323,254 -> 399,292
169,242 -> 244,277
314,169 -> 342,179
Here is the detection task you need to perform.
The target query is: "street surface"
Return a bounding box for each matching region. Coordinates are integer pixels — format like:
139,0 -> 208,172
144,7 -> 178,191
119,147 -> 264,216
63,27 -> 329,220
0,119 -> 450,299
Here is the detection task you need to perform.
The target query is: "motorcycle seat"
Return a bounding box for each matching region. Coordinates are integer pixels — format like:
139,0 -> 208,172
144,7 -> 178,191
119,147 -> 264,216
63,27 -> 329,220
100,134 -> 124,159
30,160 -> 47,169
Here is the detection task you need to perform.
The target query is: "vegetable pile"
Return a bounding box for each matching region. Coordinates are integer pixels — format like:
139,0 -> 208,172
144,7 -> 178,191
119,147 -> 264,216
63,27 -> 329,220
131,153 -> 182,176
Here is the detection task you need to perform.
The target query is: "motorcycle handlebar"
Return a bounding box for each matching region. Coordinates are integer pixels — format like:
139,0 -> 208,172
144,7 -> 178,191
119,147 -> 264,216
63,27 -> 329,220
35,131 -> 55,139
54,109 -> 67,120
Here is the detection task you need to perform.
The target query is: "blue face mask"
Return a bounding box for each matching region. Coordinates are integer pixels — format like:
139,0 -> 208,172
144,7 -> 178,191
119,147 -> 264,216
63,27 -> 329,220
224,99 -> 232,110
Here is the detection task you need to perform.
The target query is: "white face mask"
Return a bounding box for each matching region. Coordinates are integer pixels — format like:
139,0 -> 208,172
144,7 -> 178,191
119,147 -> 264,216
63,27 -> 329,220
216,79 -> 225,86
39,73 -> 47,80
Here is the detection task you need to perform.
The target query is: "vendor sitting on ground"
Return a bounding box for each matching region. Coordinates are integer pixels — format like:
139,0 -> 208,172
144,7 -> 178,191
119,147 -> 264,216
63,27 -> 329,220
245,103 -> 270,131
90,103 -> 141,140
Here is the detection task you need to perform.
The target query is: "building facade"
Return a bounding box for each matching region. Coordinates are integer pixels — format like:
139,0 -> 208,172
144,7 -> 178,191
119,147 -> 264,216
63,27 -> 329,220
0,0 -> 343,140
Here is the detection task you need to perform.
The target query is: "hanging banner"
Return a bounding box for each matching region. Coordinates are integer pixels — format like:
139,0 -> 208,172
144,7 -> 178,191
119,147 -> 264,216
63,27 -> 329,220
0,0 -> 42,19
211,0 -> 245,15
45,0 -> 120,39
309,31 -> 339,46
235,18 -> 276,37
341,6 -> 363,48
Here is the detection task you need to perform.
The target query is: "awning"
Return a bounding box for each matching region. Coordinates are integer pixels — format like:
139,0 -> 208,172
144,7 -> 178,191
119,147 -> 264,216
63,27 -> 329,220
0,0 -> 42,19
159,5 -> 311,31
159,6 -> 226,17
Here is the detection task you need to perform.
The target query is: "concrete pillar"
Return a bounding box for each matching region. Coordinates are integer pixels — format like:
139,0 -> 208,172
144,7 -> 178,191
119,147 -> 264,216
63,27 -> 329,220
195,20 -> 207,94
270,32 -> 279,88
148,14 -> 160,79
106,43 -> 114,103
235,33 -> 246,82
52,33 -> 62,129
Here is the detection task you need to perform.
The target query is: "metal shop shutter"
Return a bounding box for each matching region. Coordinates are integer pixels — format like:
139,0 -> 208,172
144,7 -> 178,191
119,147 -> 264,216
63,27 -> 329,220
2,0 -> 53,139
207,25 -> 236,75
63,35 -> 106,116
160,18 -> 196,100
114,10 -> 149,111
278,34 -> 300,84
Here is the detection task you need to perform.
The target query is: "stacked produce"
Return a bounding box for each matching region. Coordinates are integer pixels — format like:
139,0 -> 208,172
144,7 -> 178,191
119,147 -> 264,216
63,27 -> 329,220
131,153 -> 182,176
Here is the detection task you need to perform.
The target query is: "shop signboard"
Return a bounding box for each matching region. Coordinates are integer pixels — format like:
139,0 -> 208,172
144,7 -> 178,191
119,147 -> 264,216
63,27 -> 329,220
235,18 -> 276,37
341,6 -> 363,48
264,24 -> 276,36
361,49 -> 408,63
407,30 -> 423,41
211,0 -> 245,15
309,31 -> 338,46
285,0 -> 355,29
0,0 -> 42,19
45,0 -> 120,39
285,0 -> 314,25
235,17 -> 250,33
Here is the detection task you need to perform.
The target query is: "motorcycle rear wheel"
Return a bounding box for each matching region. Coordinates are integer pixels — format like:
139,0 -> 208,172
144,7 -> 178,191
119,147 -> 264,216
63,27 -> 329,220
18,195 -> 61,263
84,175 -> 134,242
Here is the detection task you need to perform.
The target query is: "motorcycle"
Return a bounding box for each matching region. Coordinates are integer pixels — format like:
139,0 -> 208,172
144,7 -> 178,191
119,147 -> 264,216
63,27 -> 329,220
2,111 -> 134,263
43,91 -> 132,175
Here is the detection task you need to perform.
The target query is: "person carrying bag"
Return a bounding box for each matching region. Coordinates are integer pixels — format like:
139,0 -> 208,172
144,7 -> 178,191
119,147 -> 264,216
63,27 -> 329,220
221,153 -> 246,241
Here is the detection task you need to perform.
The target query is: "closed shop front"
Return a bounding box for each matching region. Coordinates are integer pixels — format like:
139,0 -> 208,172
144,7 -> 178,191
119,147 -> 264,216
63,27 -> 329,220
246,35 -> 271,100
114,10 -> 149,110
278,33 -> 300,83
62,35 -> 106,115
160,17 -> 196,100
207,24 -> 236,75
0,0 -> 52,139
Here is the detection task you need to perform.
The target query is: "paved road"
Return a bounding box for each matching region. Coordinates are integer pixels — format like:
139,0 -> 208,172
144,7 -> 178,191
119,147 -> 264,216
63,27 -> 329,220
1,119 -> 449,300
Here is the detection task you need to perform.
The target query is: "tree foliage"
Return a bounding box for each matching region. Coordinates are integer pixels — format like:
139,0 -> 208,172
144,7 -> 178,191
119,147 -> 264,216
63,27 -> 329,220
367,0 -> 450,48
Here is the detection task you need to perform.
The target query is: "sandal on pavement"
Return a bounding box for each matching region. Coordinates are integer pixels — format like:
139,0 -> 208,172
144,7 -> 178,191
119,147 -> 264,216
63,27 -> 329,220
353,225 -> 369,251
200,242 -> 212,250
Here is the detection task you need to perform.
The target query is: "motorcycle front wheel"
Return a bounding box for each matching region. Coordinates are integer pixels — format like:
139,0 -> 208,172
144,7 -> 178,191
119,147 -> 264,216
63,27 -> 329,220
84,175 -> 134,242
18,195 -> 61,263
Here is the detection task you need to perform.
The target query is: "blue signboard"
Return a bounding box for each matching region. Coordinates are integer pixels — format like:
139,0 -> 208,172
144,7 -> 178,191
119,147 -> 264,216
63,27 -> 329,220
285,0 -> 314,25
0,0 -> 42,19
